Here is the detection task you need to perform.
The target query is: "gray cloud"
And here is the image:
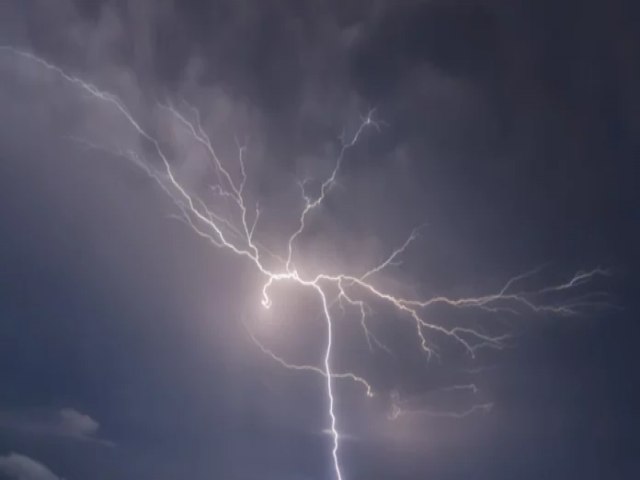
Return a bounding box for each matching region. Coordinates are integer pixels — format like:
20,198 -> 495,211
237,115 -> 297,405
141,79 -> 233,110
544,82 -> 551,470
0,408 -> 112,447
0,1 -> 633,479
0,453 -> 63,480
57,408 -> 100,439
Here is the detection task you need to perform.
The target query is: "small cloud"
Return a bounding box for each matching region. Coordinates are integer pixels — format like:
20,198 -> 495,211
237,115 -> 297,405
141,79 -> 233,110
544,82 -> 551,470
0,408 -> 113,447
0,453 -> 63,480
58,408 -> 100,438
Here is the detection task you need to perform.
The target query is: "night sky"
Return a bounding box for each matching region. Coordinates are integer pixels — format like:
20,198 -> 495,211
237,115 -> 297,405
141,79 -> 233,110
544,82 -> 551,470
0,1 -> 638,479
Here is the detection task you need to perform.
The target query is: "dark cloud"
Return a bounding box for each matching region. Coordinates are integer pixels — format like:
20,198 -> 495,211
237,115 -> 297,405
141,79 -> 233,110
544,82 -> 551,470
0,1 -> 637,479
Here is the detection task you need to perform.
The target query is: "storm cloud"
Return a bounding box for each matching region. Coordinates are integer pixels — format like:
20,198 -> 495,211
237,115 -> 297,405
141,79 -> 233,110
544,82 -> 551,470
0,1 -> 637,479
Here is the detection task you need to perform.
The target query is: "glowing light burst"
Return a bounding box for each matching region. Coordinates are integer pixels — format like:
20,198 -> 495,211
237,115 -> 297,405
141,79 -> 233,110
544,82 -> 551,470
2,47 -> 612,480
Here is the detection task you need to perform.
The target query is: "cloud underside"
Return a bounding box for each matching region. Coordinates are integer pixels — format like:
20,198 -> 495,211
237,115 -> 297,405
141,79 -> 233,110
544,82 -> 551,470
0,453 -> 63,480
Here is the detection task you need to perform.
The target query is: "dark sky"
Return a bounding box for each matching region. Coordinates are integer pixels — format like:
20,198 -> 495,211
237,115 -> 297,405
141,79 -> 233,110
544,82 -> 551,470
0,1 -> 638,479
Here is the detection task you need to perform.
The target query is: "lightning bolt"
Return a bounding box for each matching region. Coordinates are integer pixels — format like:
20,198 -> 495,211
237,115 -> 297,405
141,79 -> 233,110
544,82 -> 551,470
388,384 -> 493,420
1,47 -> 612,480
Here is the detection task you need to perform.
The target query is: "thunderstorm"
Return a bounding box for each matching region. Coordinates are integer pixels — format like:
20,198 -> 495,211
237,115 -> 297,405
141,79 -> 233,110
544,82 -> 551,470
0,46 -> 614,480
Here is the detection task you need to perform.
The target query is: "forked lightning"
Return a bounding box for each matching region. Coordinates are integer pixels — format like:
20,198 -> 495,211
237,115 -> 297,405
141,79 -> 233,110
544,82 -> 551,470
1,47 -> 611,480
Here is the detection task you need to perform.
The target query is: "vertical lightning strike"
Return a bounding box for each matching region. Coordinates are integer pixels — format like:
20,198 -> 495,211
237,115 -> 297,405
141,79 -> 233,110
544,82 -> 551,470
1,48 -> 612,480
316,284 -> 343,480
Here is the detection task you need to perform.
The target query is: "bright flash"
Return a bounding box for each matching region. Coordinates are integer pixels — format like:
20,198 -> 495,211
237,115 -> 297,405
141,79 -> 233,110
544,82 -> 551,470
0,47 -> 612,480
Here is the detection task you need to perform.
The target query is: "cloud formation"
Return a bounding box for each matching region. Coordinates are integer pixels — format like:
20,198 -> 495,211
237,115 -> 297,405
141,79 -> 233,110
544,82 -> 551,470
0,408 -> 112,446
0,1 -> 633,479
57,408 -> 99,439
0,453 -> 63,480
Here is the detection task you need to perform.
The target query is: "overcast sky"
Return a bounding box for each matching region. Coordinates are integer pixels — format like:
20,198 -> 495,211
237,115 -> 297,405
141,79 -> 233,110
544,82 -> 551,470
0,1 -> 638,479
